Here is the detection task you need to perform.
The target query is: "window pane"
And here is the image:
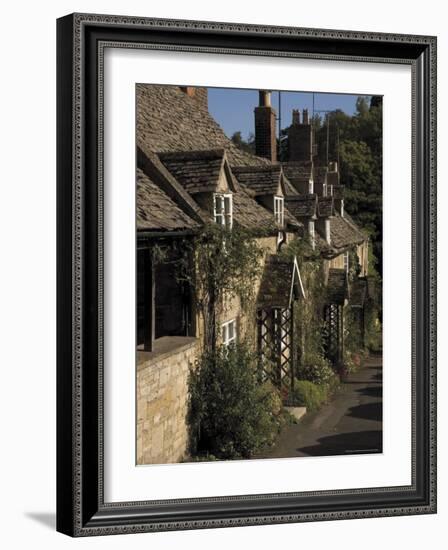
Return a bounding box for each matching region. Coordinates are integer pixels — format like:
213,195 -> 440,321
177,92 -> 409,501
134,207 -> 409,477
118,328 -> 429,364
215,195 -> 224,214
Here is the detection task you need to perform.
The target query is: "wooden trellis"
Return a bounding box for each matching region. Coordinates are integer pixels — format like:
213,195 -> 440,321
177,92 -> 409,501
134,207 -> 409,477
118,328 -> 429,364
323,302 -> 344,364
257,307 -> 295,392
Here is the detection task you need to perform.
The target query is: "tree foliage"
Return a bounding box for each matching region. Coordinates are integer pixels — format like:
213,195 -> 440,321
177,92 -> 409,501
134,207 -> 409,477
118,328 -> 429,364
313,97 -> 383,275
231,131 -> 255,154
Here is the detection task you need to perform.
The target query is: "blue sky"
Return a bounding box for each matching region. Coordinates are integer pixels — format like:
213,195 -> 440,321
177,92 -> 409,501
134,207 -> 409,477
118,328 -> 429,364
208,88 -> 369,141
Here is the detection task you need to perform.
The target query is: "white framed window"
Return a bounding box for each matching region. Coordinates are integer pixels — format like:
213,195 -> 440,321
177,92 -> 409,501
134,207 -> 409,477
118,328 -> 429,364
213,193 -> 233,229
222,319 -> 237,346
343,251 -> 349,273
274,196 -> 284,226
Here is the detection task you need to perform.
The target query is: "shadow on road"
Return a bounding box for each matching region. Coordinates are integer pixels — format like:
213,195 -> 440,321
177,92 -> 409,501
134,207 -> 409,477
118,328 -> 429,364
357,386 -> 382,398
259,353 -> 383,460
297,430 -> 383,456
348,402 -> 382,422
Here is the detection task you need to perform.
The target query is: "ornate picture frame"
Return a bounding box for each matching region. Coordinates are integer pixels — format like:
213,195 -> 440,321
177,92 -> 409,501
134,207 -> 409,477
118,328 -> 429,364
56,13 -> 437,536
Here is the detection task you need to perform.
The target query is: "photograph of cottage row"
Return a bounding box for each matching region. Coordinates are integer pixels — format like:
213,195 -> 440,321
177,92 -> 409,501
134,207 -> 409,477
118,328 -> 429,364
136,84 -> 382,465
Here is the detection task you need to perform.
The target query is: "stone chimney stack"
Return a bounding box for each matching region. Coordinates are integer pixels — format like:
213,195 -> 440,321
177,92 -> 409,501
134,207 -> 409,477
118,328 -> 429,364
287,107 -> 313,162
328,163 -> 344,216
302,108 -> 309,125
254,90 -> 277,162
179,86 -> 208,110
292,109 -> 301,125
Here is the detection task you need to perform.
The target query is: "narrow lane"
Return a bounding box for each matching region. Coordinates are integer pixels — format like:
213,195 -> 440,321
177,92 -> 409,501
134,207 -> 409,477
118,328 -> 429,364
264,353 -> 382,458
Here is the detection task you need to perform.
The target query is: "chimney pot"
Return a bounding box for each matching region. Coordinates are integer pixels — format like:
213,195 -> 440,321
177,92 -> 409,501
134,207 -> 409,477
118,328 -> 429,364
287,107 -> 313,162
259,90 -> 271,107
303,108 -> 309,125
292,109 -> 301,125
179,86 -> 208,110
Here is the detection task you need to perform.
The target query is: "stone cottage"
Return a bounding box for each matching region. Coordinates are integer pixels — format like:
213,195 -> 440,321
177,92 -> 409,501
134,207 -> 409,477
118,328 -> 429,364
135,85 -> 370,465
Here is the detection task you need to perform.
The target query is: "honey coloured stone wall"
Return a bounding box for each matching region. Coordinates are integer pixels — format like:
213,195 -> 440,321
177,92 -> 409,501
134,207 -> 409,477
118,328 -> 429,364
137,337 -> 198,465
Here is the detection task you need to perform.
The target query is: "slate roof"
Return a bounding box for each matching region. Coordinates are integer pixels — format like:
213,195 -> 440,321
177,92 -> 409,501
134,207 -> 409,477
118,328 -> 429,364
136,168 -> 200,232
317,196 -> 335,218
257,255 -> 304,309
231,165 -> 283,196
285,194 -> 317,218
158,149 -> 226,194
327,268 -> 349,305
330,213 -> 367,250
136,84 -> 269,167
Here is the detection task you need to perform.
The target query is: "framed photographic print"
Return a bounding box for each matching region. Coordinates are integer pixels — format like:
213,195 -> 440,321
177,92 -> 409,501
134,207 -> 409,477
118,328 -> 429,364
56,13 -> 437,536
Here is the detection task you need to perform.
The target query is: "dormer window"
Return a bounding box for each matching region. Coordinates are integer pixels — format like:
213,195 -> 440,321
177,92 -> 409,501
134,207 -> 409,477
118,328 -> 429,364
214,193 -> 233,229
274,196 -> 284,226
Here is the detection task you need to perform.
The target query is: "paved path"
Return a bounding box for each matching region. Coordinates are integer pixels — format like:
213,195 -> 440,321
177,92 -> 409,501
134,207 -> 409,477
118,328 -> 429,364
262,353 -> 382,458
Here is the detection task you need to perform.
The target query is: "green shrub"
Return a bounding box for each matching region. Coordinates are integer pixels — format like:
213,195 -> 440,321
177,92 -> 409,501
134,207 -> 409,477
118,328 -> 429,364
188,343 -> 282,460
366,316 -> 382,352
285,380 -> 329,412
297,353 -> 336,386
339,349 -> 366,379
184,453 -> 218,463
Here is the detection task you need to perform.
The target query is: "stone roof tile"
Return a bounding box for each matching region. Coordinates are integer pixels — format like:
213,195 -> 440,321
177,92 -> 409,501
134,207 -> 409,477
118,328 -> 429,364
158,149 -> 225,194
231,165 -> 283,196
257,255 -> 300,309
136,168 -> 200,232
285,194 -> 317,218
317,196 -> 335,218
330,213 -> 367,250
327,268 -> 349,305
137,84 -> 270,167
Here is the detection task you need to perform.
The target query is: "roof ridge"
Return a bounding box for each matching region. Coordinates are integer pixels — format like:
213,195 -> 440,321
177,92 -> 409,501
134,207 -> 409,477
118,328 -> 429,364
231,164 -> 281,172
157,148 -> 226,160
285,193 -> 317,201
137,147 -> 210,224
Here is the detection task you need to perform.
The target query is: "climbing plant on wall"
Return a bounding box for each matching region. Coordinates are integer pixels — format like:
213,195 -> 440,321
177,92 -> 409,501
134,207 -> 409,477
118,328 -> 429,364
279,237 -> 330,377
179,223 -> 269,352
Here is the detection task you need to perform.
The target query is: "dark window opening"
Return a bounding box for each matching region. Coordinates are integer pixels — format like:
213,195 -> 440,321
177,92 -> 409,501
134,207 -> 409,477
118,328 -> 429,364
137,244 -> 195,351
